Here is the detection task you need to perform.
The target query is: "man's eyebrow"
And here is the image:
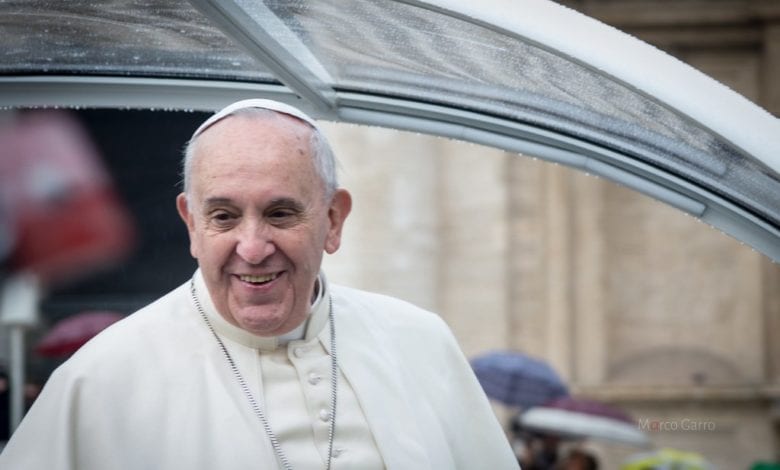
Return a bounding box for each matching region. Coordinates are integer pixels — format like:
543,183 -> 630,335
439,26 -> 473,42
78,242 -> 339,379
202,197 -> 235,209
267,197 -> 306,210
202,196 -> 306,211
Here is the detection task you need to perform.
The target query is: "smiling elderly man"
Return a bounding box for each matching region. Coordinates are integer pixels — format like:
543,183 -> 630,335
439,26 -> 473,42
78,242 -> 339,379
0,99 -> 519,470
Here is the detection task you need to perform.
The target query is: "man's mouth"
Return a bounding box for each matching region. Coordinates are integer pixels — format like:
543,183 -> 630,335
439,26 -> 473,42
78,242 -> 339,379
238,273 -> 280,285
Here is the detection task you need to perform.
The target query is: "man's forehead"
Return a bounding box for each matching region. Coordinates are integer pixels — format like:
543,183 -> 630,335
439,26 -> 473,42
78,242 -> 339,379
189,117 -> 321,193
194,113 -> 314,160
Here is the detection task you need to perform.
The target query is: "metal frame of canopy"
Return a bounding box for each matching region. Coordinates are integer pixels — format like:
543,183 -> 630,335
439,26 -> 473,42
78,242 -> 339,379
1,0 -> 777,261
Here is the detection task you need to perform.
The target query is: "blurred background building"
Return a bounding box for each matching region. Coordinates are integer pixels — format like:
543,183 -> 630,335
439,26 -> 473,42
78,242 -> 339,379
323,1 -> 780,466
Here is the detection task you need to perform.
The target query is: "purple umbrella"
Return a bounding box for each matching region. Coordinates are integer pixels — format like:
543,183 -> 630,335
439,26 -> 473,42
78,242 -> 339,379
470,350 -> 569,409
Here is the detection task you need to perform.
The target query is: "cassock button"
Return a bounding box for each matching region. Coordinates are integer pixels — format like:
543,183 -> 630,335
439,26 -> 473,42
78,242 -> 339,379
319,409 -> 331,422
308,372 -> 322,385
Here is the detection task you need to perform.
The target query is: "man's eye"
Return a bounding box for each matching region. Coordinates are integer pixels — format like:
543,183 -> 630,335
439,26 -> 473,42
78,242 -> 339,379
210,211 -> 236,225
269,210 -> 292,218
267,208 -> 299,225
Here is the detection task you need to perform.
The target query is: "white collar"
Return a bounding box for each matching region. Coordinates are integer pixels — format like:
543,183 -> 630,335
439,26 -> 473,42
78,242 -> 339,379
192,269 -> 330,351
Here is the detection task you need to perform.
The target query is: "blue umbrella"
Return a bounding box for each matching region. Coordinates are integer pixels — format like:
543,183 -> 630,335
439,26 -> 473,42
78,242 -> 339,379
470,350 -> 569,409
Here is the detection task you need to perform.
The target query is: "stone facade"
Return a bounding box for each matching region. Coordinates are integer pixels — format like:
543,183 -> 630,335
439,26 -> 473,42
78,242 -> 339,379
322,1 -> 780,467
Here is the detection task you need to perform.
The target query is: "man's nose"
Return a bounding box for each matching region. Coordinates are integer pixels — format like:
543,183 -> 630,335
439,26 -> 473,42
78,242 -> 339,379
235,221 -> 276,264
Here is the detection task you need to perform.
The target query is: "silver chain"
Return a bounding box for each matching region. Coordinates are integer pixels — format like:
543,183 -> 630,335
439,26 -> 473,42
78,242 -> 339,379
190,279 -> 338,470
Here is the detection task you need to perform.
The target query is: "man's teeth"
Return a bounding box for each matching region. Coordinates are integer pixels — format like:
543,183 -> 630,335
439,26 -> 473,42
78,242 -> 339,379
239,273 -> 278,284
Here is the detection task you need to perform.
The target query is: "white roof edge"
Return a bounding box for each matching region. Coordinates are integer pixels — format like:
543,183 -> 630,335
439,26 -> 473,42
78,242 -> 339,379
422,0 -> 780,174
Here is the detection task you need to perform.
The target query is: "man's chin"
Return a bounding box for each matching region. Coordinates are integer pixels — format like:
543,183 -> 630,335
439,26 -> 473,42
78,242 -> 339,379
236,317 -> 287,337
230,306 -> 298,337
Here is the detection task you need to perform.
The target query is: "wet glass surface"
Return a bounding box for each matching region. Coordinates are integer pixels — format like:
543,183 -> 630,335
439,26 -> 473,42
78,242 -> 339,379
265,0 -> 780,226
2,0 -> 778,227
0,0 -> 274,81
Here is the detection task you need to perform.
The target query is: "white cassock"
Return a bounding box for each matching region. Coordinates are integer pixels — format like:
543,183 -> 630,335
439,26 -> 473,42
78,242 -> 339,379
0,270 -> 520,469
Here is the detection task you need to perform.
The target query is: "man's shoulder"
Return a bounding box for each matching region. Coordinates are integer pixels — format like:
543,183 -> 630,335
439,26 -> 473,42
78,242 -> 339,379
331,283 -> 434,314
61,280 -> 194,365
330,283 -> 450,334
93,280 -> 191,337
129,279 -> 192,321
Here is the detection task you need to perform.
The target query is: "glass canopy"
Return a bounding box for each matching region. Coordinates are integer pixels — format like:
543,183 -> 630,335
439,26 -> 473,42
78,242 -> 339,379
2,0 -> 779,260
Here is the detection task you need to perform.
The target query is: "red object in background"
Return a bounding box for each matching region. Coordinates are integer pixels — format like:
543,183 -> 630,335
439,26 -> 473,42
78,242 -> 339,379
35,311 -> 125,357
0,111 -> 135,285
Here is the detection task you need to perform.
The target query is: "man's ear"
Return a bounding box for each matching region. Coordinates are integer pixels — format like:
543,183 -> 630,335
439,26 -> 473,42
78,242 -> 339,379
176,193 -> 198,258
324,189 -> 352,254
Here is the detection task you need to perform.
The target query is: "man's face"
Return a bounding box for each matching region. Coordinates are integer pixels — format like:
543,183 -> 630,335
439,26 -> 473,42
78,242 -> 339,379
177,113 -> 351,336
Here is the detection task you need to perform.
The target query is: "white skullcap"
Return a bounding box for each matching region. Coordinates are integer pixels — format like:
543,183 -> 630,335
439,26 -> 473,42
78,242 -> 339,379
192,98 -> 320,138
